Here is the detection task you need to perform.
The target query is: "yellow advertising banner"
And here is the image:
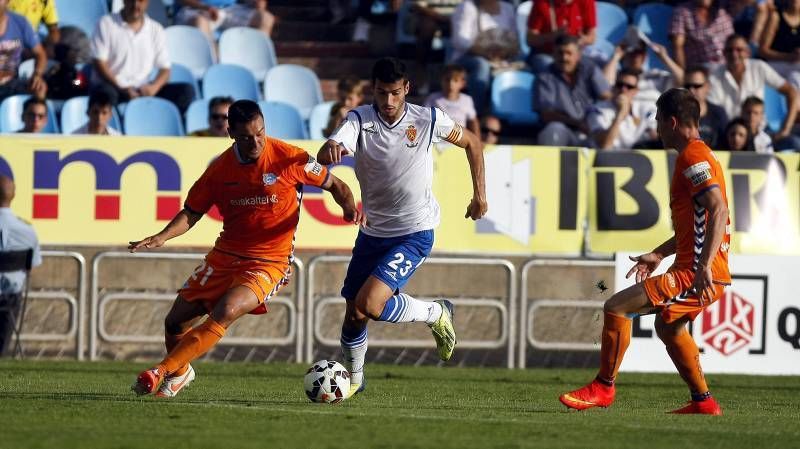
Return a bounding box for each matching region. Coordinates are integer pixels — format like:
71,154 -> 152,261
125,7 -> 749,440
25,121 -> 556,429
0,136 -> 586,255
587,150 -> 800,256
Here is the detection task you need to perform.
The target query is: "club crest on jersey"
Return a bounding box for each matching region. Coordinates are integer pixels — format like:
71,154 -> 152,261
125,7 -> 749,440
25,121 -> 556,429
263,173 -> 278,185
405,124 -> 419,148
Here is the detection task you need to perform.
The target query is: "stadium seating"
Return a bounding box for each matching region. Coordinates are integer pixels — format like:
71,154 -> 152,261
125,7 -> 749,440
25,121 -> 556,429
165,26 -> 216,80
185,99 -> 209,135
596,2 -> 629,44
259,101 -> 309,140
764,85 -> 788,133
584,37 -> 615,64
633,3 -> 674,70
308,101 -> 336,140
123,97 -> 184,136
60,96 -> 123,134
203,64 -> 261,101
263,64 -> 323,121
0,95 -> 60,133
219,27 -> 278,81
165,63 -> 200,101
516,1 -> 532,56
490,71 -> 538,125
17,59 -> 57,79
55,0 -> 108,37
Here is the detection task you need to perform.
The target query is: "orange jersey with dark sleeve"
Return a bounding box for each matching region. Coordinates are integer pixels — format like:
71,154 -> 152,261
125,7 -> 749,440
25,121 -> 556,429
185,137 -> 329,261
670,139 -> 731,284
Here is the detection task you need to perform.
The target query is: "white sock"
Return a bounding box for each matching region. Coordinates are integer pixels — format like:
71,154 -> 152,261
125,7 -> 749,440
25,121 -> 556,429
378,293 -> 442,325
340,323 -> 367,384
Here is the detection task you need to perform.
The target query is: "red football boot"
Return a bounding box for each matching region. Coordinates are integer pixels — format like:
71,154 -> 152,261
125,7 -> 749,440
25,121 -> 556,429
670,397 -> 722,415
131,366 -> 165,396
559,379 -> 616,411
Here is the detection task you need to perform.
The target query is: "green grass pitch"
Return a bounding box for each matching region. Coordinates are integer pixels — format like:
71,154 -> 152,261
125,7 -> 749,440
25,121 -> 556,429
1,360 -> 798,449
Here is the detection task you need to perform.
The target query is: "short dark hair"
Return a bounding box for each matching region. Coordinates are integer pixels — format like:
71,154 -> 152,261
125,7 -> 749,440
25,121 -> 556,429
22,97 -> 47,114
371,57 -> 408,84
742,95 -> 764,109
227,99 -> 263,127
88,90 -> 113,109
656,88 -> 700,127
617,67 -> 641,81
441,63 -> 466,79
685,65 -> 709,79
554,34 -> 580,48
208,96 -> 234,113
724,33 -> 748,49
337,76 -> 363,95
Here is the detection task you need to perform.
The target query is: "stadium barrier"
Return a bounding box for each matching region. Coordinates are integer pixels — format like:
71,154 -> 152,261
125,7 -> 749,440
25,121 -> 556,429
305,255 -> 517,368
88,251 -> 305,361
20,250 -> 87,360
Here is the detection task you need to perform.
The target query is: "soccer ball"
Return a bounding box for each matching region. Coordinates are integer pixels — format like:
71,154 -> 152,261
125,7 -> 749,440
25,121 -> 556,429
303,360 -> 351,403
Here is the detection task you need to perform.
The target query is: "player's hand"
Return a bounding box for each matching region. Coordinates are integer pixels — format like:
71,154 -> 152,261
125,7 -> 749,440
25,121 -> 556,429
625,253 -> 662,283
464,196 -> 487,220
342,205 -> 366,226
321,141 -> 349,165
128,235 -> 165,253
690,264 -> 715,306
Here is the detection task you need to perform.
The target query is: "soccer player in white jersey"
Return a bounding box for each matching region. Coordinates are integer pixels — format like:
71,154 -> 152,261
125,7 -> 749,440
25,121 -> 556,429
318,57 -> 488,397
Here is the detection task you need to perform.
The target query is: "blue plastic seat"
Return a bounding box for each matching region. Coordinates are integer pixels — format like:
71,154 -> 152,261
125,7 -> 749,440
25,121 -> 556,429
185,98 -> 209,135
0,95 -> 60,133
516,1 -> 532,57
123,97 -> 184,136
219,27 -> 277,81
263,64 -> 323,120
491,71 -> 538,125
633,3 -> 674,70
60,96 -> 123,134
259,101 -> 309,140
167,63 -> 200,101
308,101 -> 336,140
17,59 -> 57,79
165,25 -> 216,80
764,85 -> 787,133
596,2 -> 629,45
203,64 -> 261,101
55,0 -> 108,37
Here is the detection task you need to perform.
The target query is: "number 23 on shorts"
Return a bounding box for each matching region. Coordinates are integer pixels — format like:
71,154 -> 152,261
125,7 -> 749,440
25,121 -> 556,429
386,252 -> 425,278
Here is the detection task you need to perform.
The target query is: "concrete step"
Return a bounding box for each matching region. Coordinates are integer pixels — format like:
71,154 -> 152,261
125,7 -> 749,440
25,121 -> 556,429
273,20 -> 353,41
271,6 -> 331,22
275,41 -> 370,58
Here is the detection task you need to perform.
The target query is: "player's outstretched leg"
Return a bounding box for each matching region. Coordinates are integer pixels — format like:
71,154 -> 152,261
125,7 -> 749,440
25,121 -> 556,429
373,292 -> 455,361
656,316 -> 722,416
429,299 -> 456,361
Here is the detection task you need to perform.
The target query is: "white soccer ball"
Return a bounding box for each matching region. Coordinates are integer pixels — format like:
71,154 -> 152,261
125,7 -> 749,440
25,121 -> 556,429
303,360 -> 351,403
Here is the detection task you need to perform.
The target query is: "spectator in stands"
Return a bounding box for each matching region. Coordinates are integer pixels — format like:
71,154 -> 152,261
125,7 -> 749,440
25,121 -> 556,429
726,0 -> 774,49
406,0 -> 462,94
8,0 -> 59,56
587,68 -> 657,151
323,76 -> 364,138
0,175 -> 42,356
525,0 -> 596,74
450,0 -> 519,114
684,65 -> 727,150
424,64 -> 480,136
603,38 -> 683,109
535,35 -> 611,146
670,0 -> 734,69
0,1 -> 48,101
740,96 -> 773,153
191,95 -> 233,137
708,34 -> 797,141
175,0 -> 276,47
480,114 -> 501,145
90,0 -> 194,113
721,117 -> 755,151
44,26 -> 90,100
16,96 -> 47,133
758,0 -> 800,90
351,0 -> 402,42
72,90 -> 121,136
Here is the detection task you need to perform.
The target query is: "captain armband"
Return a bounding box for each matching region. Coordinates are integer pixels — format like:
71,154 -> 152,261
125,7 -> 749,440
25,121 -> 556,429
444,124 -> 463,144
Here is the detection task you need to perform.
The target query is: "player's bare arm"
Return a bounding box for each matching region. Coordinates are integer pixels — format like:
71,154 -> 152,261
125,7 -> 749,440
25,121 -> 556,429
626,236 -> 676,283
321,174 -> 366,225
128,208 -> 203,252
692,186 -> 729,304
317,139 -> 349,165
448,126 -> 487,220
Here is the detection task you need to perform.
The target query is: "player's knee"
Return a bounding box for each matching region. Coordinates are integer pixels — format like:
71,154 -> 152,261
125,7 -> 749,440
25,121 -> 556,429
354,292 -> 383,320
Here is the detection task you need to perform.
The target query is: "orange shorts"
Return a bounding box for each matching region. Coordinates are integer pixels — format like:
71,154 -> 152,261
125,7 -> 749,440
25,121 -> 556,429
178,249 -> 292,314
642,268 -> 727,324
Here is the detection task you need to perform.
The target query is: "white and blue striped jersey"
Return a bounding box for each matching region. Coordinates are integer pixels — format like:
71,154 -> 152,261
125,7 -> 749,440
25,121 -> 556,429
329,103 -> 462,238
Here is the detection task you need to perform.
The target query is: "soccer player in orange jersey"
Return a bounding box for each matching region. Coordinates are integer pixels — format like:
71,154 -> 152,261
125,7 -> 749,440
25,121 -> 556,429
560,88 -> 731,415
128,100 -> 364,398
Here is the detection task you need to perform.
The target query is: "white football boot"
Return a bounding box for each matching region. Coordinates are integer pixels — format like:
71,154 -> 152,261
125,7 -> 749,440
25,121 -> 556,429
155,365 -> 196,398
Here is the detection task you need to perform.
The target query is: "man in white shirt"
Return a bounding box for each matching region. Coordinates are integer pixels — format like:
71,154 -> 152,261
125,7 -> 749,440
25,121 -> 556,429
708,34 -> 798,140
588,68 -> 657,150
90,0 -> 194,112
0,175 -> 42,354
317,57 -> 487,398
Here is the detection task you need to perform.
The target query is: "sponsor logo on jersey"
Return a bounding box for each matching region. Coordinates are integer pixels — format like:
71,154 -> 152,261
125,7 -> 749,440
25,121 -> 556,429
304,156 -> 323,176
230,195 -> 278,206
683,161 -> 712,186
263,173 -> 278,185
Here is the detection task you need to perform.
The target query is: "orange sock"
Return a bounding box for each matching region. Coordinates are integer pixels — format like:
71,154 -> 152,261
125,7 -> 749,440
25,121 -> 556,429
165,329 -> 191,377
597,312 -> 632,383
158,318 -> 226,376
664,329 -> 708,395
